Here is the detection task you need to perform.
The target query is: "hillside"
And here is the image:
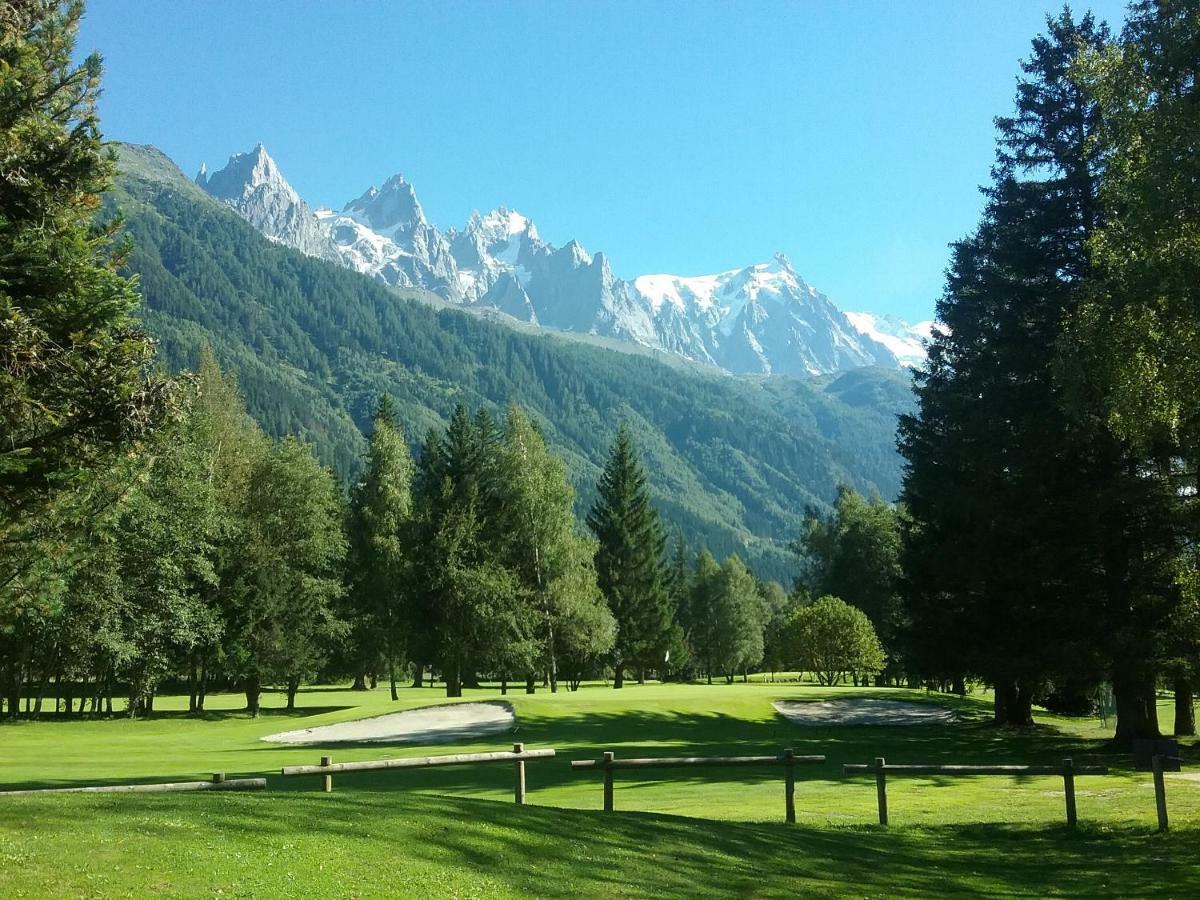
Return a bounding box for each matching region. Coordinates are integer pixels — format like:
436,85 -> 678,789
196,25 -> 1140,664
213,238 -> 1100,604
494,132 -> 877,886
108,143 -> 914,581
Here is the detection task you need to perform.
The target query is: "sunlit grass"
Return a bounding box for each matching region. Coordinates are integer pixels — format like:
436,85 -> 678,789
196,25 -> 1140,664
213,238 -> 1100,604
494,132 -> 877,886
2,681 -> 1197,897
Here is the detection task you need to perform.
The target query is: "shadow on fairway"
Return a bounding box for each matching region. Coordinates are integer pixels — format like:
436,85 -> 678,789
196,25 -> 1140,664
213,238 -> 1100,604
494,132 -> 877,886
249,707 -> 1134,798
5,791 -> 1196,897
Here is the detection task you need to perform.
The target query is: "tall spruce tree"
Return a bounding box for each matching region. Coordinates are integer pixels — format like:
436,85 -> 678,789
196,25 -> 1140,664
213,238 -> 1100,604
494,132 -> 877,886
411,405 -> 536,696
346,395 -> 414,700
587,424 -> 671,688
897,11 -> 1183,734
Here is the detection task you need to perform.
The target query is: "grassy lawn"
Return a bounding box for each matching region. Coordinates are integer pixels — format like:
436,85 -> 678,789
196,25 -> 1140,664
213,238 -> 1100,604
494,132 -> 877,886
2,681 -> 1197,897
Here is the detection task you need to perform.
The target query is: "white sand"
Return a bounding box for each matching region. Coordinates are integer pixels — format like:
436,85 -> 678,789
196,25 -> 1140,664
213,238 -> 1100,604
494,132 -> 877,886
261,701 -> 515,745
773,698 -> 956,726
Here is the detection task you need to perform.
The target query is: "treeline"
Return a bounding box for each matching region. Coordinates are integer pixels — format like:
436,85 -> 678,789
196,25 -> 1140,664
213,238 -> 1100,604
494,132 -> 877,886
898,4 -> 1199,743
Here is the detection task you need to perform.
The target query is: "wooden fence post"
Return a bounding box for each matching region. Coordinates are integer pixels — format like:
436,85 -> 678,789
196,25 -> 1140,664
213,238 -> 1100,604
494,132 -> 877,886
321,756 -> 333,794
783,748 -> 796,824
1152,754 -> 1168,832
513,743 -> 526,805
602,751 -> 615,812
1062,758 -> 1076,829
212,772 -> 225,785
874,757 -> 888,826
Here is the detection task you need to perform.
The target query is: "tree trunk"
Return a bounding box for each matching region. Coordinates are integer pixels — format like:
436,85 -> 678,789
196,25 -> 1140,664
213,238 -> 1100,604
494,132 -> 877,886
613,666 -> 624,689
547,618 -> 559,694
389,659 -> 399,702
952,675 -> 966,696
1174,678 -> 1196,736
637,667 -> 646,685
500,678 -> 508,696
352,672 -> 367,691
1173,677 -> 1195,737
197,659 -> 208,712
369,672 -> 378,689
245,676 -> 262,717
1112,665 -> 1160,745
525,675 -> 536,695
992,679 -> 1034,728
411,662 -> 424,689
188,659 -> 198,713
286,676 -> 300,710
446,658 -> 462,698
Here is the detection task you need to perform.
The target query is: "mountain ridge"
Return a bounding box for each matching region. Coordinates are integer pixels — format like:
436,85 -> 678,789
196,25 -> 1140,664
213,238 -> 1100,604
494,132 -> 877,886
195,144 -> 932,376
110,141 -> 915,581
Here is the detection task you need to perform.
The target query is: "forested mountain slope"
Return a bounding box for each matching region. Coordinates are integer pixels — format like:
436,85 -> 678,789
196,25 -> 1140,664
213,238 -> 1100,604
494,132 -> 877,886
109,143 -> 914,580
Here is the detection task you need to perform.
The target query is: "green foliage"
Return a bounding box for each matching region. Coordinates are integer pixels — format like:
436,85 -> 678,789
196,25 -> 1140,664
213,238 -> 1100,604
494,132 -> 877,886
226,437 -> 347,714
344,396 -> 414,697
493,405 -> 614,692
410,405 -> 539,696
0,3 -> 169,535
786,595 -> 886,686
897,11 -> 1185,737
1065,1 -> 1200,452
796,485 -> 902,664
587,425 -> 672,685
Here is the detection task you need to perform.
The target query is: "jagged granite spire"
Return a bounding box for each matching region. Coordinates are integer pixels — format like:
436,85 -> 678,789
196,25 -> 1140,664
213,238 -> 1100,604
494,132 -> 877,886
197,144 -> 340,263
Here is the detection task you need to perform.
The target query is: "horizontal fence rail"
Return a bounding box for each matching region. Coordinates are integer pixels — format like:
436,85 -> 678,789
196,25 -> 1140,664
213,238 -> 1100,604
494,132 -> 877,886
842,757 -> 1108,827
0,774 -> 265,796
570,748 -> 825,822
281,744 -> 555,802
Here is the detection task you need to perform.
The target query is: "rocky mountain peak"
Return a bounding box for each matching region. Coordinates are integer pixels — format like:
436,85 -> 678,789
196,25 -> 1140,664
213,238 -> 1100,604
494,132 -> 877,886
200,143 -> 295,203
200,142 -> 917,375
344,174 -> 425,234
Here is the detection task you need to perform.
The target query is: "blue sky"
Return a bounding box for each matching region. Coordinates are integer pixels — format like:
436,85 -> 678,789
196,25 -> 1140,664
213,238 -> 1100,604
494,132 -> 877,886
81,0 -> 1128,322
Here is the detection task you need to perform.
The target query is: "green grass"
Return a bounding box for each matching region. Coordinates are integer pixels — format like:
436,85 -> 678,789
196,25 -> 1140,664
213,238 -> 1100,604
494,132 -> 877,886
2,681 -> 1198,897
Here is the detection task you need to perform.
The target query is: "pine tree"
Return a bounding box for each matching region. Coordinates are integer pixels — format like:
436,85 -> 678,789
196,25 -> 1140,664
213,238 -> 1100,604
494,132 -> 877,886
411,406 -> 535,696
346,395 -> 414,700
587,425 -> 671,688
0,1 -> 170,534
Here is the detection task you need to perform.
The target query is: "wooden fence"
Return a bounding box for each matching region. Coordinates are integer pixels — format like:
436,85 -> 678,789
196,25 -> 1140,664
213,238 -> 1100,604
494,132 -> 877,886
569,748 -> 825,822
0,773 -> 265,796
280,743 -> 555,803
1152,754 -> 1184,832
842,757 -> 1108,827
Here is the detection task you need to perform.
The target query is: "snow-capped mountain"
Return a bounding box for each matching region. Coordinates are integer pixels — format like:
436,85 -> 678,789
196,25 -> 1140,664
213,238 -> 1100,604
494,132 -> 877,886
843,312 -> 935,367
197,145 -> 904,375
195,144 -> 340,263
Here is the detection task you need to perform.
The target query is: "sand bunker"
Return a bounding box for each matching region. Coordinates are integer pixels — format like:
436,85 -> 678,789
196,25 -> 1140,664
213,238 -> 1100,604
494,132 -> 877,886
261,701 -> 514,745
774,698 -> 956,726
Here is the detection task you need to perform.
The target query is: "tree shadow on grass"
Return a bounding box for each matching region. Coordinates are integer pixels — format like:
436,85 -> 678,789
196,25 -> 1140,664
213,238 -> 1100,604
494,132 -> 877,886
237,707 -> 1144,801
7,791 -> 1196,897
